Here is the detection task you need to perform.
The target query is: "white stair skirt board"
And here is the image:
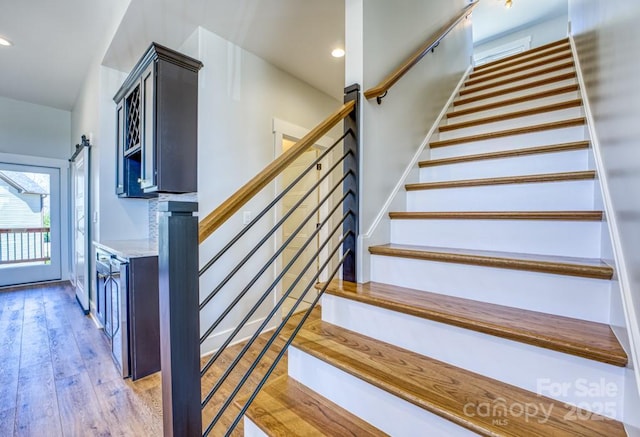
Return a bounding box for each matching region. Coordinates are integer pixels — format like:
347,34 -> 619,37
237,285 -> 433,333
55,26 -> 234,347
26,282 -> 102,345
287,347 -> 478,437
320,294 -> 625,419
420,149 -> 590,182
430,126 -> 587,159
406,180 -> 595,212
244,417 -> 268,437
448,91 -> 582,124
369,255 -> 611,323
390,219 -> 602,258
456,77 -> 578,110
437,107 -> 584,141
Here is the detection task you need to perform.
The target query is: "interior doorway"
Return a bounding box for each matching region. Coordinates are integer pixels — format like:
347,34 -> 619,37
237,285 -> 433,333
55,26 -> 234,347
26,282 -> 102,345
0,162 -> 61,286
280,139 -> 321,308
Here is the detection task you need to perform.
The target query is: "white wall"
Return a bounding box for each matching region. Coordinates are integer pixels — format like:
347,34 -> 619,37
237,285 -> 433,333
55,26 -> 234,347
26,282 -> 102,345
474,12 -> 569,54
569,0 -> 640,430
347,0 -> 473,281
181,27 -> 342,353
0,96 -> 70,159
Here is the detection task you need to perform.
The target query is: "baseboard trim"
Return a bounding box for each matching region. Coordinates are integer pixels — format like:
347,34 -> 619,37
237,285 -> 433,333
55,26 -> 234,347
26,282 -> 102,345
0,279 -> 70,292
569,35 -> 640,398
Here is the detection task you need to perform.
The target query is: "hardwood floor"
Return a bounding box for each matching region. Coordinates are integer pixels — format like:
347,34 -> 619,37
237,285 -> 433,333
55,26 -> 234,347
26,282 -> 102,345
0,282 -> 301,437
0,282 -> 162,436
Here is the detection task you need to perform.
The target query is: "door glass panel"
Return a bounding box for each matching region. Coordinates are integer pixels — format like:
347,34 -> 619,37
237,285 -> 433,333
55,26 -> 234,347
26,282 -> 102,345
0,163 -> 61,286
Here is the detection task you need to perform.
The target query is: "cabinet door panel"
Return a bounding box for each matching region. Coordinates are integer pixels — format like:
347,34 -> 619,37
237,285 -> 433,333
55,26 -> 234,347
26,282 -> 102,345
141,64 -> 156,190
115,103 -> 125,195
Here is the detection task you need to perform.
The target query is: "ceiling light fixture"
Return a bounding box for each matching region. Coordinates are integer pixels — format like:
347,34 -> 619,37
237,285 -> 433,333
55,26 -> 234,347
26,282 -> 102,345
505,0 -> 513,9
331,48 -> 345,58
0,36 -> 12,46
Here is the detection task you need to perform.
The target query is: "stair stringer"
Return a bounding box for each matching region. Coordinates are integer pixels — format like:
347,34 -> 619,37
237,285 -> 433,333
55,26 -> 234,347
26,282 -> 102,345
358,65 -> 473,284
569,34 -> 640,433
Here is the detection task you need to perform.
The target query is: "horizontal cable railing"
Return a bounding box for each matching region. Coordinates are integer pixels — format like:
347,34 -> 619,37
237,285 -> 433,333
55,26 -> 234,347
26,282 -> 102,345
156,84 -> 360,437
364,1 -> 479,103
0,227 -> 51,265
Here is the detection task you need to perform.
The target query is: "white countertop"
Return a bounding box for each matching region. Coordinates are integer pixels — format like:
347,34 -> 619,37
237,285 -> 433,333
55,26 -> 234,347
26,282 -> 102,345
94,239 -> 158,259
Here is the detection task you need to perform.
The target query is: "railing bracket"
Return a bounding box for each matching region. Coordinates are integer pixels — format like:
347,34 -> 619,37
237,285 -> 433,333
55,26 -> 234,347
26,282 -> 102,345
376,91 -> 388,105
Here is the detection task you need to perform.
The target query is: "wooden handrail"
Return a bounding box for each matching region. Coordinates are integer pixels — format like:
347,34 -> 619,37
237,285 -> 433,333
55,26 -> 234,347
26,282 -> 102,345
364,1 -> 479,102
198,100 -> 356,243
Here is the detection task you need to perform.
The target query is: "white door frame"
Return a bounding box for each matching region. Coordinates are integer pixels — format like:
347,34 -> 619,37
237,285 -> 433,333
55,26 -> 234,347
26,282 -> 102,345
0,152 -> 69,287
272,118 -> 334,311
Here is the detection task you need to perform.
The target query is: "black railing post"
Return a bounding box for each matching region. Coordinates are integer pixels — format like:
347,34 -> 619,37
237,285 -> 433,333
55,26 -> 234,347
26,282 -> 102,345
343,84 -> 360,282
158,200 -> 202,437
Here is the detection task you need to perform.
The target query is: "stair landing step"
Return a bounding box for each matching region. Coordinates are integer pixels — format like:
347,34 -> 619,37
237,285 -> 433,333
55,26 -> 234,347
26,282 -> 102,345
323,280 -> 627,366
291,319 -> 626,436
389,211 -> 602,221
430,118 -> 586,148
474,38 -> 570,72
405,171 -> 595,191
439,99 -> 583,132
419,142 -> 590,168
451,83 -> 579,117
241,375 -> 387,437
368,244 -> 613,280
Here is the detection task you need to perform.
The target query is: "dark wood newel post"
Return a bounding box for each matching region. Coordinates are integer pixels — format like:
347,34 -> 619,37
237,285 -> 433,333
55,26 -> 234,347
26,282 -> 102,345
343,84 -> 360,282
158,200 -> 202,437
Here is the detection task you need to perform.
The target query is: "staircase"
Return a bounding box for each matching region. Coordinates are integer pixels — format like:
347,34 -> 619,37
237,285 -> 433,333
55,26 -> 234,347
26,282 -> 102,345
239,39 -> 631,435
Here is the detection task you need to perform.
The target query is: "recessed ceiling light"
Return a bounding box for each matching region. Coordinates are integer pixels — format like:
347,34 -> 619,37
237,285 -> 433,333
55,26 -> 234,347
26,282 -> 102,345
331,48 -> 345,58
0,36 -> 12,46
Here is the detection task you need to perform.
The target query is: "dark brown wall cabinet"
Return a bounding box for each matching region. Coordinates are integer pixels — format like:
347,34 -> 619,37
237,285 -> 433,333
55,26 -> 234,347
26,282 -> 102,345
114,43 -> 203,198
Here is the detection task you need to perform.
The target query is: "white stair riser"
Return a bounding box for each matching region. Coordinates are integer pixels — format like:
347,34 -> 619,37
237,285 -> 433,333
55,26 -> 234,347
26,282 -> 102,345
321,294 -> 625,420
474,48 -> 570,76
390,219 -> 602,258
456,77 -> 577,111
462,68 -> 576,99
244,418 -> 268,437
407,180 -> 595,212
465,59 -> 574,92
288,347 -> 477,437
430,126 -> 587,159
370,255 -> 611,323
438,107 -> 584,141
420,149 -> 590,182
447,92 -> 582,124
470,51 -> 573,79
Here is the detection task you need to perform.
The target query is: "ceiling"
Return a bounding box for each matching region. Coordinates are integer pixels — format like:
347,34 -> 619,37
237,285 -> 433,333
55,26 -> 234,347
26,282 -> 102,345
0,0 -> 569,112
0,0 -> 129,110
473,0 -> 568,44
103,0 -> 345,100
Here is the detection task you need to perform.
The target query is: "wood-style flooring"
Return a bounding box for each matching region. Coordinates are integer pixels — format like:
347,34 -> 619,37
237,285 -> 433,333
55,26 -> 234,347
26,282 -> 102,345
0,282 -> 296,436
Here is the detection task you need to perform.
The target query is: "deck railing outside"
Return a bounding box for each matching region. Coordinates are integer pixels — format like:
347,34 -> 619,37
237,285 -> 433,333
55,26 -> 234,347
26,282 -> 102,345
0,227 -> 51,265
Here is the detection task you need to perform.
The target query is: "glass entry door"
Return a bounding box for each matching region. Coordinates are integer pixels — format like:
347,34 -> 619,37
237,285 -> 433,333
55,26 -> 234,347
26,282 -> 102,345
0,162 -> 61,286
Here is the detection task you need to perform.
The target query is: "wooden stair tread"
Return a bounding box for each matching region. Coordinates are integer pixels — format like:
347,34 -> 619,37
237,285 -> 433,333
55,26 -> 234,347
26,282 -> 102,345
439,99 -> 583,132
322,280 -> 627,366
475,38 -> 569,71
447,84 -> 580,119
430,118 -> 586,148
469,51 -> 573,81
389,211 -> 603,221
419,141 -> 590,167
241,375 -> 387,437
473,43 -> 571,77
368,243 -> 613,279
459,69 -> 576,100
465,59 -> 574,89
405,170 -> 595,190
290,319 -> 626,436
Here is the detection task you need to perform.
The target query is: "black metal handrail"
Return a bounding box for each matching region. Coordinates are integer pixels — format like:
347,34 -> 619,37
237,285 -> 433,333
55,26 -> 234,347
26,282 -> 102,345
155,84 -> 360,437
